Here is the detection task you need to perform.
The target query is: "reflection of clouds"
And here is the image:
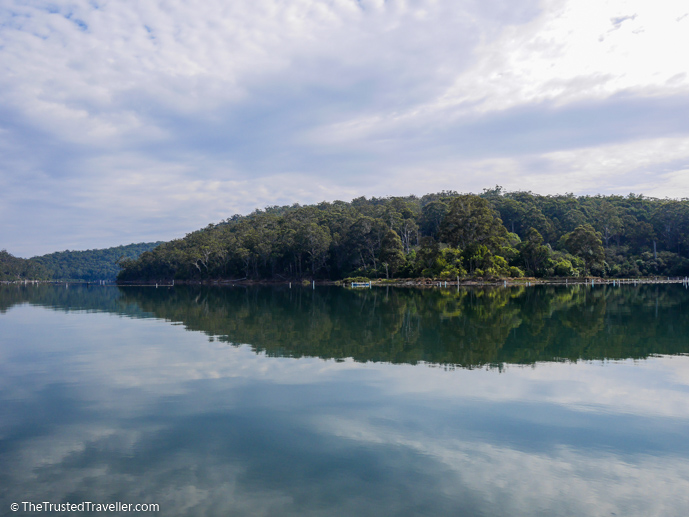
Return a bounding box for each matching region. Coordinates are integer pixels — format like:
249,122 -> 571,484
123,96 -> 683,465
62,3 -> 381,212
315,416 -> 689,517
4,304 -> 689,420
3,304 -> 689,515
3,379 -> 689,516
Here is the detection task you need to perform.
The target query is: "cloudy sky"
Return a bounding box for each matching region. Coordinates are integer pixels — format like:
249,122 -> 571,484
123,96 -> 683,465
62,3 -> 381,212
2,0 -> 689,256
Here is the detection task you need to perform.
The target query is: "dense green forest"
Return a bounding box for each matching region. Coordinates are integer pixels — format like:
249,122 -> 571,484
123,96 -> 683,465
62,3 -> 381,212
30,242 -> 163,281
118,188 -> 689,282
1,242 -> 162,282
0,250 -> 50,281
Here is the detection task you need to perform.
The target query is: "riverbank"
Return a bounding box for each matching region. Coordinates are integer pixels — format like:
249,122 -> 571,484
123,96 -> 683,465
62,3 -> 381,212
112,276 -> 689,288
6,277 -> 688,287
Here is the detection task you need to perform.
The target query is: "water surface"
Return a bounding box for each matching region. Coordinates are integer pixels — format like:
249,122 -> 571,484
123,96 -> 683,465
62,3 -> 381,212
1,284 -> 688,516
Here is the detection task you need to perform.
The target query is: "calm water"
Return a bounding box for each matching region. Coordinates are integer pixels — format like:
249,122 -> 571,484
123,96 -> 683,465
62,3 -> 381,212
1,284 -> 689,516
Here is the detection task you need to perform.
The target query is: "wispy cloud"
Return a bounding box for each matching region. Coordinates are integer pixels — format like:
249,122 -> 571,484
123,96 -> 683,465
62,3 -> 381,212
1,0 -> 688,255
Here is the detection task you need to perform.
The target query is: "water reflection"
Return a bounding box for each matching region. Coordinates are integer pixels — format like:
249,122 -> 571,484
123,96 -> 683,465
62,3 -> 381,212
2,285 -> 689,516
3,283 -> 689,366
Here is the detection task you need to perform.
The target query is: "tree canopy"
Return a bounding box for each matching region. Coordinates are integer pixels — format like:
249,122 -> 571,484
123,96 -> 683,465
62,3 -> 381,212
1,243 -> 162,282
31,242 -> 163,281
116,189 -> 689,282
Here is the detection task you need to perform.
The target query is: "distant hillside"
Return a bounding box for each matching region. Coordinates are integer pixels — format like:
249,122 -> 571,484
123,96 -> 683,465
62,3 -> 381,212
1,250 -> 51,281
30,242 -> 164,281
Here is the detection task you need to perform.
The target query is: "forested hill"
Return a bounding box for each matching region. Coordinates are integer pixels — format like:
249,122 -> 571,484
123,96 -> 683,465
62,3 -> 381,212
116,189 -> 689,282
2,242 -> 164,281
1,250 -> 51,281
29,242 -> 164,281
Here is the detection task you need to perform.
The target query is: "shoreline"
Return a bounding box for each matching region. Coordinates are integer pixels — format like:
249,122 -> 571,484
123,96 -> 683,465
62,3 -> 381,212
114,276 -> 688,287
4,277 -> 688,287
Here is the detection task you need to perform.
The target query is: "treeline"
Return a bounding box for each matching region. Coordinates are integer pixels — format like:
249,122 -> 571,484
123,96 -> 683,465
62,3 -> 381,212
1,242 -> 162,282
117,188 -> 689,282
30,242 -> 163,281
0,250 -> 50,281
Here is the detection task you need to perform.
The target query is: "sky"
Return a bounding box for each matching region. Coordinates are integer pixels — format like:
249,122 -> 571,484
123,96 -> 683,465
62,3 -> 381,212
1,0 -> 689,257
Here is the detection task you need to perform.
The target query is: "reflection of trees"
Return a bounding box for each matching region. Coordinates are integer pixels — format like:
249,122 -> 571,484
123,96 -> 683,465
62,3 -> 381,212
3,284 -> 689,368
0,284 -> 131,315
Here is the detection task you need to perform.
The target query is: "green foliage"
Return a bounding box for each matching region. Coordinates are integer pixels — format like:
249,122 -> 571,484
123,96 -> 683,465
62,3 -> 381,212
379,230 -> 405,279
30,242 -> 163,281
115,190 -> 689,282
440,195 -> 508,252
519,228 -> 552,277
554,259 -> 577,277
438,248 -> 467,279
509,266 -> 525,278
561,224 -> 605,275
0,250 -> 50,281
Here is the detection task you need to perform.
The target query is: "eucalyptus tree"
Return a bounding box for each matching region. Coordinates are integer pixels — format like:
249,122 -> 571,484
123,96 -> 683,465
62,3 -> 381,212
561,224 -> 605,275
519,228 -> 552,277
440,195 -> 508,250
379,230 -> 405,279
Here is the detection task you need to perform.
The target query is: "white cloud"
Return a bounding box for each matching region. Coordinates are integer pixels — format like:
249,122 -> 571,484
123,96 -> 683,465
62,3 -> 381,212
1,0 -> 688,254
438,0 -> 689,113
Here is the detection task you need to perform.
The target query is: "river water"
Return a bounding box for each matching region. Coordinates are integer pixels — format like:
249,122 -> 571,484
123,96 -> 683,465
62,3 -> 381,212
1,284 -> 688,516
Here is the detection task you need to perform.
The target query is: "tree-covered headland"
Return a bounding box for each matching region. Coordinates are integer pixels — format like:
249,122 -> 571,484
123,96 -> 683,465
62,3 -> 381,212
1,250 -> 51,281
117,188 -> 689,282
1,242 -> 162,282
31,242 -> 164,281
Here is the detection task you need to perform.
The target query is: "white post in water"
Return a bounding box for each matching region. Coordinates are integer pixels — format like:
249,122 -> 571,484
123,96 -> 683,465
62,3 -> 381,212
313,280 -> 315,289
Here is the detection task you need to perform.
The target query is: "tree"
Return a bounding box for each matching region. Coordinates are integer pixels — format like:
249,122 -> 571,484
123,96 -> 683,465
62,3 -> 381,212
420,200 -> 449,238
653,200 -> 689,256
519,228 -> 552,277
1,250 -> 50,281
562,224 -> 605,275
440,195 -> 508,251
415,237 -> 440,277
298,223 -> 331,277
592,199 -> 622,247
344,216 -> 387,274
379,230 -> 405,279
